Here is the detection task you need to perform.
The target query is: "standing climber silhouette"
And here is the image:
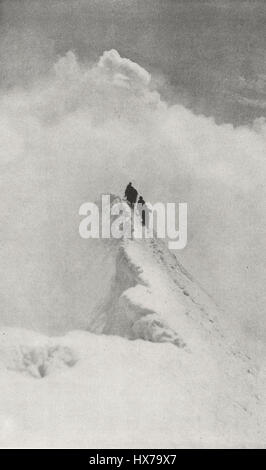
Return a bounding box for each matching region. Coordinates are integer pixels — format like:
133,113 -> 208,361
125,182 -> 138,208
138,195 -> 149,226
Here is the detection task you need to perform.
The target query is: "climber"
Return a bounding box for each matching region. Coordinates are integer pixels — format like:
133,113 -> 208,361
125,182 -> 138,207
138,195 -> 149,226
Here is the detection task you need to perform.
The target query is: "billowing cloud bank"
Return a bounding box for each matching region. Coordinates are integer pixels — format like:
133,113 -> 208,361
0,50 -> 265,344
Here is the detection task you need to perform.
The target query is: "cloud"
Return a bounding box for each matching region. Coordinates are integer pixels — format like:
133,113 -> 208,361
0,49 -> 266,345
98,49 -> 151,88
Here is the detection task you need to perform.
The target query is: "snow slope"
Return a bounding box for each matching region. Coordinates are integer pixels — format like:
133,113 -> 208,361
0,197 -> 265,448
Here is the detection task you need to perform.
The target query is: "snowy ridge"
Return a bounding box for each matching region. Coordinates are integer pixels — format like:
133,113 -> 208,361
90,195 -> 222,350
0,195 -> 265,448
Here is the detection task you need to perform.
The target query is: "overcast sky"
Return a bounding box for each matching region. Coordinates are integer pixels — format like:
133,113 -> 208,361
1,0 -> 266,124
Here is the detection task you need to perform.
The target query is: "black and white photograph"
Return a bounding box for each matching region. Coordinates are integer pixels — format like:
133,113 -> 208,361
0,0 -> 266,450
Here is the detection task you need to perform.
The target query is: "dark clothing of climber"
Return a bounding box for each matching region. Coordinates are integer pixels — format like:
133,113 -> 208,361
125,182 -> 138,207
138,196 -> 147,226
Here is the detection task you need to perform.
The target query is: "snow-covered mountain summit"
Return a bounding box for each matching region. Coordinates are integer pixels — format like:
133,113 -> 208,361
83,194 -> 221,347
0,195 -> 265,448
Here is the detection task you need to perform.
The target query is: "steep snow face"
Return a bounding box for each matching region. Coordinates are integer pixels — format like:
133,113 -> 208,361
0,197 -> 265,448
85,197 -> 221,350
